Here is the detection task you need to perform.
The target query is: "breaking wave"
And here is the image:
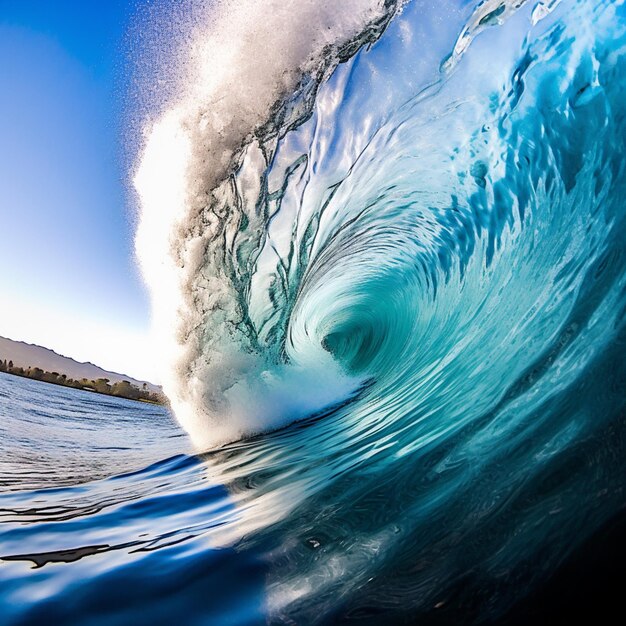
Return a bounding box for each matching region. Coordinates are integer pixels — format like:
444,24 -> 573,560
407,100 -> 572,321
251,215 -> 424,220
135,0 -> 626,454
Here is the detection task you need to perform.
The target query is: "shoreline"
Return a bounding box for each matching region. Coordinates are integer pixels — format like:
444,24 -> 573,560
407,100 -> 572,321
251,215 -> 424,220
0,367 -> 166,406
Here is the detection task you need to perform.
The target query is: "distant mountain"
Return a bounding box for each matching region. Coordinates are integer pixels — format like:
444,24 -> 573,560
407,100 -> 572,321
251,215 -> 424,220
0,336 -> 160,393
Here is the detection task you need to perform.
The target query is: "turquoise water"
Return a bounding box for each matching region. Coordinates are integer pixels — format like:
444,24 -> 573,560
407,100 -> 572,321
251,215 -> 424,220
4,0 -> 626,623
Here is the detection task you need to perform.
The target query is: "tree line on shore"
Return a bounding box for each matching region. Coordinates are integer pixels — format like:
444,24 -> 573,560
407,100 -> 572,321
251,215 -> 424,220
0,359 -> 164,404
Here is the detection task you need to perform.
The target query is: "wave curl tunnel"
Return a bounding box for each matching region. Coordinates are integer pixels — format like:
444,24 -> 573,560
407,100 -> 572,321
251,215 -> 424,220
136,0 -> 625,447
135,0 -> 626,619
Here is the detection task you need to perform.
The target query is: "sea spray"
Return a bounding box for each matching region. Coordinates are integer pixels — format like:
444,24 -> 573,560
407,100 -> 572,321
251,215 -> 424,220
134,0 -> 402,446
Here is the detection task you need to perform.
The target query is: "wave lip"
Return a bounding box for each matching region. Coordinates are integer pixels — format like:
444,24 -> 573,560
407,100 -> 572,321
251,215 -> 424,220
134,0 -> 402,446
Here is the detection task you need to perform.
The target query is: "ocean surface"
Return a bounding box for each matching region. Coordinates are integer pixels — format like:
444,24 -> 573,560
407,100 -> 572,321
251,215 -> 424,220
0,373 -> 268,625
4,0 -> 626,623
1,364 -> 625,625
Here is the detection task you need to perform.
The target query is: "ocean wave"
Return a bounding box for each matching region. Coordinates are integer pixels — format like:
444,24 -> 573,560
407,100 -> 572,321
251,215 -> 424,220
135,0 -> 626,453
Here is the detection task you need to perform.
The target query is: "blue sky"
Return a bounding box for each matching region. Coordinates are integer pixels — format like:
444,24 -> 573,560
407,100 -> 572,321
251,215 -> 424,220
0,0 -> 160,381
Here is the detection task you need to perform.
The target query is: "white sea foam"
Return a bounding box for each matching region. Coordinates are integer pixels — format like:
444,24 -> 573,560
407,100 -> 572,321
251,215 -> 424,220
134,0 -> 395,448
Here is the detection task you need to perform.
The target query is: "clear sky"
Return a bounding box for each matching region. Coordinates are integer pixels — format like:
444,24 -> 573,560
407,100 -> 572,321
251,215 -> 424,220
0,0 -> 160,382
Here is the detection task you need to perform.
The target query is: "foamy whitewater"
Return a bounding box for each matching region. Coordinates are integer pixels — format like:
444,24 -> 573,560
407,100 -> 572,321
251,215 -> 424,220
2,1 -> 626,623
134,0 -> 403,446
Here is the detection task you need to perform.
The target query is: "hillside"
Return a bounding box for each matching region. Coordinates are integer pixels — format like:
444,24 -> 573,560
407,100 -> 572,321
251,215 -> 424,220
0,336 -> 160,393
